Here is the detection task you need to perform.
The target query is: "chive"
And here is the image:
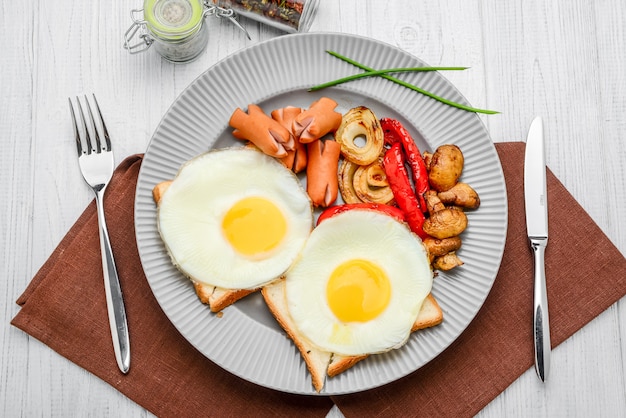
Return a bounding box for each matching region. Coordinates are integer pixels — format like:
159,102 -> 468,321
315,50 -> 499,115
309,66 -> 468,91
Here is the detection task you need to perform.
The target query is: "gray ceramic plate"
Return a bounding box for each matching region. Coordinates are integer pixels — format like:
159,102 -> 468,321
135,32 -> 507,395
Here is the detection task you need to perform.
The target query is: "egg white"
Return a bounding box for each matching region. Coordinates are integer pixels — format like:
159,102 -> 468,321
157,147 -> 313,290
285,210 -> 433,356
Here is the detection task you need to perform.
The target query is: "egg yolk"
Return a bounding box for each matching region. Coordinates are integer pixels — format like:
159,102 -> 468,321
326,259 -> 391,323
222,196 -> 287,256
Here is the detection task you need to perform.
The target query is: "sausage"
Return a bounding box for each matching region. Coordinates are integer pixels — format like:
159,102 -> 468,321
229,104 -> 294,158
279,140 -> 308,173
271,106 -> 302,143
293,97 -> 343,143
271,106 -> 308,172
306,139 -> 341,207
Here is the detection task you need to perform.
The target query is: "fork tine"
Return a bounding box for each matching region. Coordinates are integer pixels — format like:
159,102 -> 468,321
83,95 -> 103,153
91,94 -> 111,152
76,96 -> 93,155
68,98 -> 83,156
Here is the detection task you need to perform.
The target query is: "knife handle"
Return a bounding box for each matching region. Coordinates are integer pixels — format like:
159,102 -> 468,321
530,237 -> 550,381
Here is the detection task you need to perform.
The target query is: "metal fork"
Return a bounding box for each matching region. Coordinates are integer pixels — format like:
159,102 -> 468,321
69,95 -> 130,374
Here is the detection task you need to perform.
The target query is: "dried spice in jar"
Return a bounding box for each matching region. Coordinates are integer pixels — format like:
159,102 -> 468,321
124,0 -> 318,63
211,0 -> 319,33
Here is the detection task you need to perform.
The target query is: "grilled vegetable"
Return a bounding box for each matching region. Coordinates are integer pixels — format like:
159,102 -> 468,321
383,142 -> 428,239
428,144 -> 464,192
335,106 -> 384,165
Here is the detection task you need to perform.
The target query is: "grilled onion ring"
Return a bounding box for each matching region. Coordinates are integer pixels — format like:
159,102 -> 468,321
353,162 -> 395,205
338,160 -> 361,204
335,106 -> 384,165
339,159 -> 395,205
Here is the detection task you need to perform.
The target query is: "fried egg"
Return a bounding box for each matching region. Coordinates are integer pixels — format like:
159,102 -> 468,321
285,210 -> 433,356
157,147 -> 313,290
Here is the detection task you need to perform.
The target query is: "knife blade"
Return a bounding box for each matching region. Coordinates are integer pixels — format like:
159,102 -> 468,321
524,116 -> 551,382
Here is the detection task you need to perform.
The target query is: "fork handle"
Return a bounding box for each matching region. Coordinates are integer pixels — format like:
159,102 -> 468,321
95,188 -> 131,374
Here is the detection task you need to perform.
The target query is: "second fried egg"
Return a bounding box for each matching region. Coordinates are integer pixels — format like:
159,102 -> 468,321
285,210 -> 433,356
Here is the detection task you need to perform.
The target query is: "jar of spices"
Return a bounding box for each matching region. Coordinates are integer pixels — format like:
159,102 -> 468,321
124,0 -> 319,63
210,0 -> 319,33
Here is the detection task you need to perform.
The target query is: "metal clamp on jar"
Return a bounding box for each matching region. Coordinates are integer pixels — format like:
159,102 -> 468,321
123,0 -> 250,63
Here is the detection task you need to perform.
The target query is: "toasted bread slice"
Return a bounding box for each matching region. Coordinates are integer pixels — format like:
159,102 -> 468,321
262,279 -> 332,392
262,278 -> 444,392
327,293 -> 443,377
154,181 -> 257,312
152,180 -> 173,204
411,293 -> 444,331
192,281 -> 256,313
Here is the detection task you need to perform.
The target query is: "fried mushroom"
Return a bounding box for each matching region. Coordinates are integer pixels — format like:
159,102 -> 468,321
432,252 -> 464,271
438,182 -> 480,209
422,208 -> 468,239
428,144 -> 464,192
423,236 -> 463,262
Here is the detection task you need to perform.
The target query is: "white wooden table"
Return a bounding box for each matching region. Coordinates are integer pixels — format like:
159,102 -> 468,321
2,0 -> 625,416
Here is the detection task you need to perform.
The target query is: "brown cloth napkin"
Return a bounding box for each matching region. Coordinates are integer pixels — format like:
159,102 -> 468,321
12,142 -> 626,417
11,155 -> 334,417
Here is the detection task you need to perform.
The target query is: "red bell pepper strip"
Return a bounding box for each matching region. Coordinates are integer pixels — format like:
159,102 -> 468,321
380,117 -> 429,212
382,143 -> 429,239
382,124 -> 401,146
317,203 -> 406,226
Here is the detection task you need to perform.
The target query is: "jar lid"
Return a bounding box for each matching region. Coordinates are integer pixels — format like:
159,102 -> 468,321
144,0 -> 204,40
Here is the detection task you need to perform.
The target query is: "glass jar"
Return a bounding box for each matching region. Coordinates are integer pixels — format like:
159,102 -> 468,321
210,0 -> 319,33
124,0 -> 319,63
124,0 -> 210,63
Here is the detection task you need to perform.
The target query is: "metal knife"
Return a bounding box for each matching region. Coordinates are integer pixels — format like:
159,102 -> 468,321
524,116 -> 551,382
